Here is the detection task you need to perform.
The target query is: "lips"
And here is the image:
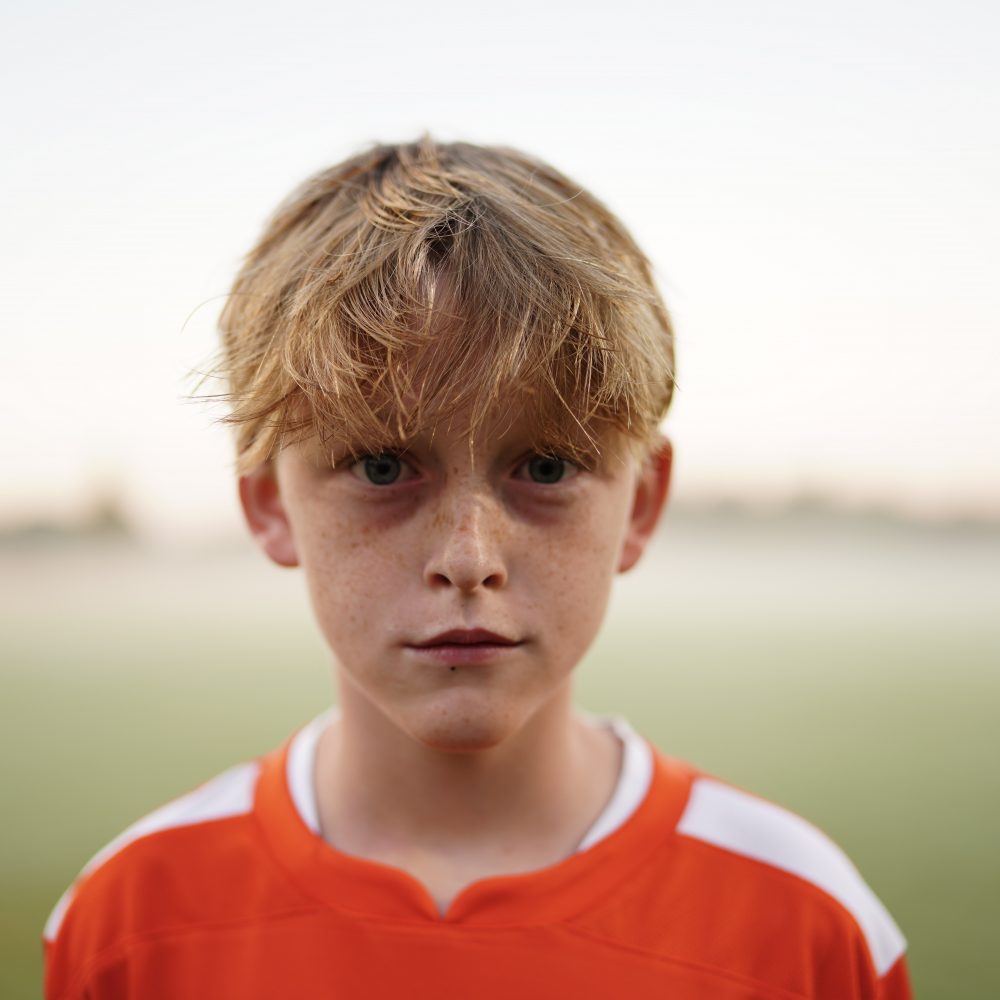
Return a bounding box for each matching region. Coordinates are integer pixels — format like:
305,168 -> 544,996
412,628 -> 519,648
407,628 -> 523,665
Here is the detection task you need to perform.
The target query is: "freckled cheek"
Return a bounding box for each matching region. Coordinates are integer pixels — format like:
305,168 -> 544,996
296,509 -> 406,638
524,516 -> 621,642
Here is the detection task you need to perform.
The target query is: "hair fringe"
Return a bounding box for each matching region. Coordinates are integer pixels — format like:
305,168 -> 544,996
211,138 -> 675,473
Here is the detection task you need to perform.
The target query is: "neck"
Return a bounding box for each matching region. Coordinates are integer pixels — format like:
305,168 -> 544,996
314,677 -> 621,861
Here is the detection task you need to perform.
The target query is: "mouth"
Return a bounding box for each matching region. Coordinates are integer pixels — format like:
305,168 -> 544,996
413,628 -> 520,648
407,628 -> 523,665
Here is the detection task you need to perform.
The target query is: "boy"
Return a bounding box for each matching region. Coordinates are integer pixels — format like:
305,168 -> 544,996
43,138 -> 912,998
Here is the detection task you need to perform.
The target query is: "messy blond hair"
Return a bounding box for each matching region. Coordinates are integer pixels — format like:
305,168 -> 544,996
216,137 -> 675,473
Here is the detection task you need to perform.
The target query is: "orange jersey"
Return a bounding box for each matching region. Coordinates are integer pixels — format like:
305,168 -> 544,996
44,718 -> 911,999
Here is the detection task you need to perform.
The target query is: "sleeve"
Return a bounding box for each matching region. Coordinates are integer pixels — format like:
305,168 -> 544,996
44,937 -> 71,1000
44,925 -> 79,999
42,857 -> 127,999
43,882 -> 93,1000
878,953 -> 914,1000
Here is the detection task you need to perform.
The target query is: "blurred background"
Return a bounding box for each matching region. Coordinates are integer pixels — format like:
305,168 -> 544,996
2,1 -> 997,996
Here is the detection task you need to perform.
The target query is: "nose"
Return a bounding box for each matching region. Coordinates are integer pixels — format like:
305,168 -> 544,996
423,488 -> 508,593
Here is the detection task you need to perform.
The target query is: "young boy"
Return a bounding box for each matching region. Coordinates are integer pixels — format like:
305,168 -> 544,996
44,138 -> 912,998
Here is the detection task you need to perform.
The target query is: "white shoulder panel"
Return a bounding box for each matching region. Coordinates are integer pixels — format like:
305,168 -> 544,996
43,760 -> 260,943
676,778 -> 906,976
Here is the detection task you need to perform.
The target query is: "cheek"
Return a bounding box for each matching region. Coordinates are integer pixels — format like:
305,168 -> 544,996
294,508 -> 404,643
526,500 -> 626,645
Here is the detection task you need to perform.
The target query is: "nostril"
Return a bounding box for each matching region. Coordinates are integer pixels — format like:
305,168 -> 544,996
426,560 -> 508,592
428,570 -> 505,591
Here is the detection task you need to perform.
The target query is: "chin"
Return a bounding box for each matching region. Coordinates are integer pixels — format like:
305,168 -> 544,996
421,731 -> 507,754
404,697 -> 522,754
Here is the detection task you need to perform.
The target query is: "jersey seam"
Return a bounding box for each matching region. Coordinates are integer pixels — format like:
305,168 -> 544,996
46,812 -> 259,949
59,903 -> 332,1000
62,907 -> 810,1000
557,924 -> 812,1000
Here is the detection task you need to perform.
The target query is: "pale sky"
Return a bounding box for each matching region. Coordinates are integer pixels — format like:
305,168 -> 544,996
2,0 -> 998,539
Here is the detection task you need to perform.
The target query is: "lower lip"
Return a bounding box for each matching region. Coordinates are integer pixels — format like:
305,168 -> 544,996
407,643 -> 523,665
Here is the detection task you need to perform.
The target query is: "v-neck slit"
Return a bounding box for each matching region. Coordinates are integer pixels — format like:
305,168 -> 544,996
254,713 -> 695,926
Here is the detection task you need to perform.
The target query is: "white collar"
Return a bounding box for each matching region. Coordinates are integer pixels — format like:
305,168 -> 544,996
287,709 -> 653,853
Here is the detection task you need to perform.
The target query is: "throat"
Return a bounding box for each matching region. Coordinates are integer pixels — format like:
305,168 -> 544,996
312,708 -> 625,890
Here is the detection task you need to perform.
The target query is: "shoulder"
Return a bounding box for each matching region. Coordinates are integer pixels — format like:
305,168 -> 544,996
674,774 -> 906,978
44,760 -> 262,990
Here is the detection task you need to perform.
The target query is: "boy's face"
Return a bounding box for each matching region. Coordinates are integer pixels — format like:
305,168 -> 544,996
239,404 -> 671,753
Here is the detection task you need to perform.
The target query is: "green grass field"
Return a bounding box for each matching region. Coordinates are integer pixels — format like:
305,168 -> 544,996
3,515 -> 998,997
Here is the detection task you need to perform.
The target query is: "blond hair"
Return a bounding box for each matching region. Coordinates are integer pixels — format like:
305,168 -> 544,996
216,137 -> 675,473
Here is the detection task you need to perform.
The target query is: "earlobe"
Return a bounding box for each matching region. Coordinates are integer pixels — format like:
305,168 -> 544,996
238,464 -> 300,568
617,437 -> 672,574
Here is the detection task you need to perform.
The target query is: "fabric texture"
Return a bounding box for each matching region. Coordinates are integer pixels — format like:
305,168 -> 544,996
43,718 -> 912,1000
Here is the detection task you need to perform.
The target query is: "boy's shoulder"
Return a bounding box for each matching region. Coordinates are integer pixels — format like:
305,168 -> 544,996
43,757 -> 277,995
564,739 -> 911,996
639,762 -> 908,980
677,775 -> 906,968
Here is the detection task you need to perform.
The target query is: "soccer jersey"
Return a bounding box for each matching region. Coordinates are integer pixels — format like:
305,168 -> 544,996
44,715 -> 912,999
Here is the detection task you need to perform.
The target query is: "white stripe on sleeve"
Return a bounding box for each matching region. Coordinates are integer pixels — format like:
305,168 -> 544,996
43,760 -> 259,943
676,778 -> 906,976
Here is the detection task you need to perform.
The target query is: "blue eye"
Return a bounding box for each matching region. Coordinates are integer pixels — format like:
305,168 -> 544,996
362,454 -> 403,485
526,455 -> 569,483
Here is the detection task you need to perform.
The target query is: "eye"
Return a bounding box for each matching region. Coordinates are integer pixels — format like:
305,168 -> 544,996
351,453 -> 411,486
519,454 -> 578,484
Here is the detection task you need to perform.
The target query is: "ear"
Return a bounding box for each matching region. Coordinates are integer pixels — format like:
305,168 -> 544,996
617,437 -> 673,574
238,463 -> 300,568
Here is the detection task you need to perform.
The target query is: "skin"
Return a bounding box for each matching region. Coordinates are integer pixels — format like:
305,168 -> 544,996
239,405 -> 672,913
